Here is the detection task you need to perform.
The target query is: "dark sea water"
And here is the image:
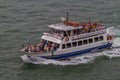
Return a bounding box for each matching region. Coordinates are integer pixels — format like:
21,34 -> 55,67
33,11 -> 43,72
0,0 -> 120,80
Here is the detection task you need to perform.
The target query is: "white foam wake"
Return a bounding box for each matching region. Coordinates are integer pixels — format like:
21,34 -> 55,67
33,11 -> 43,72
23,48 -> 119,65
22,26 -> 120,65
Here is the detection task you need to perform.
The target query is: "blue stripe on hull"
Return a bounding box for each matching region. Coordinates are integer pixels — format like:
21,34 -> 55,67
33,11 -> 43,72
42,43 -> 112,59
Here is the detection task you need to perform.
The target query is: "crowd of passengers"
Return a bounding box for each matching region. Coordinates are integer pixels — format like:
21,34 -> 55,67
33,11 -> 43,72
24,39 -> 59,53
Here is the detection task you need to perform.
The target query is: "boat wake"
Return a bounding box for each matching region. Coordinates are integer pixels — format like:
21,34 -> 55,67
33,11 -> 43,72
22,26 -> 120,65
22,48 -> 120,65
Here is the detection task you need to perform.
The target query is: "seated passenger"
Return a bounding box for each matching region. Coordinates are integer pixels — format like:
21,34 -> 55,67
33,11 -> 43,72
33,45 -> 37,52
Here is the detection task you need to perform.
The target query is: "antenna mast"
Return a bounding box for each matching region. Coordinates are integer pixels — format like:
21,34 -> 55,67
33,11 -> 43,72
66,12 -> 69,25
66,12 -> 69,22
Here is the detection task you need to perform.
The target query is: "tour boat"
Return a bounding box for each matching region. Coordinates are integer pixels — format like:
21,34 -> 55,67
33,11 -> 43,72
21,13 -> 113,62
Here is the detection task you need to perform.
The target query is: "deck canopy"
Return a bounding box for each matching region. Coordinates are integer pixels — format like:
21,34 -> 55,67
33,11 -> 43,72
48,23 -> 83,31
41,35 -> 62,44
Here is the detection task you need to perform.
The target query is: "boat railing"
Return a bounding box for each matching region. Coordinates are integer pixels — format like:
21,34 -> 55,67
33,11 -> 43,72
72,29 -> 106,40
71,29 -> 106,40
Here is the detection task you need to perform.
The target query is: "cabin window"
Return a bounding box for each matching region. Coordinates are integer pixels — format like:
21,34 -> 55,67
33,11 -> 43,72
94,37 -> 99,42
72,42 -> 77,47
57,44 -> 60,48
83,40 -> 88,44
57,30 -> 61,34
73,30 -> 77,35
77,29 -> 81,34
99,36 -> 103,41
67,30 -> 71,36
78,41 -> 82,46
64,31 -> 67,37
54,29 -> 57,33
67,43 -> 71,48
88,38 -> 93,43
62,44 -> 66,49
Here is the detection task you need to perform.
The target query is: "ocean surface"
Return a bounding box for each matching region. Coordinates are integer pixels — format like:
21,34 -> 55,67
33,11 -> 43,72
0,0 -> 120,80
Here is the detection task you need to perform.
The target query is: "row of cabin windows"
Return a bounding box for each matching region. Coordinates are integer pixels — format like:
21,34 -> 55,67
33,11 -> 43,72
62,36 -> 103,49
51,29 -> 84,37
94,36 -> 103,42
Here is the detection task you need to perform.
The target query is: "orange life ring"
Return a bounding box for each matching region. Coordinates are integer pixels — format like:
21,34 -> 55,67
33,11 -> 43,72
109,35 -> 112,40
107,35 -> 112,40
65,37 -> 69,42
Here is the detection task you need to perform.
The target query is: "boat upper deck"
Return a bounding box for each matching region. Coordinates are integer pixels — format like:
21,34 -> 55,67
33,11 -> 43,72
42,28 -> 106,43
44,15 -> 106,43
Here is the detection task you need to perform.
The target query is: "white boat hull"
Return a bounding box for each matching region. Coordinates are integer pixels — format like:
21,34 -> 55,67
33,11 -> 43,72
21,41 -> 112,62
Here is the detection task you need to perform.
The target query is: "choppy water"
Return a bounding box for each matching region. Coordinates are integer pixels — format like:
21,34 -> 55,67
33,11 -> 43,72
0,0 -> 120,80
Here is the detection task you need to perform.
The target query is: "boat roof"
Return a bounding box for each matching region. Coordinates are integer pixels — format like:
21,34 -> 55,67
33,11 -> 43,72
48,23 -> 83,31
41,35 -> 62,44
